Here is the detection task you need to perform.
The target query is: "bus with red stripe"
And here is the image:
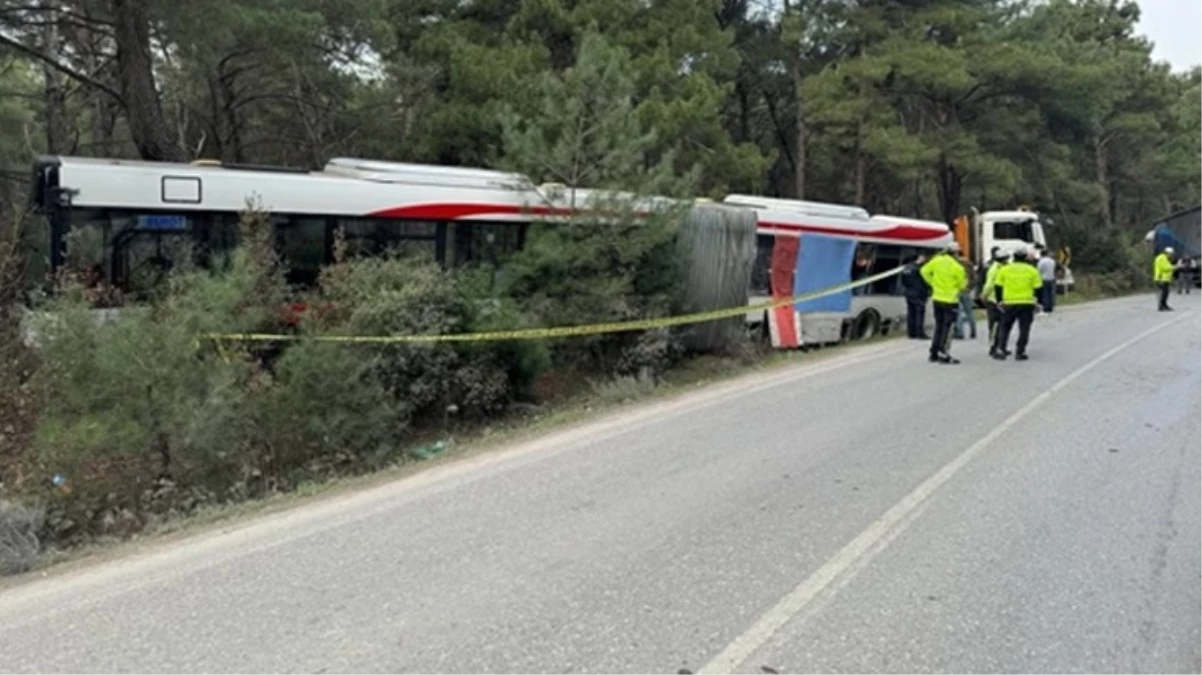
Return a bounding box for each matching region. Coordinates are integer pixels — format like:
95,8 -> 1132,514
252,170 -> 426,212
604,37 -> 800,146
27,155 -> 952,347
723,195 -> 951,346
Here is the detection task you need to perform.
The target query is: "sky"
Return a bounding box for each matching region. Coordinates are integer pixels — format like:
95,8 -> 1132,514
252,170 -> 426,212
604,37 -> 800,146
1135,0 -> 1202,72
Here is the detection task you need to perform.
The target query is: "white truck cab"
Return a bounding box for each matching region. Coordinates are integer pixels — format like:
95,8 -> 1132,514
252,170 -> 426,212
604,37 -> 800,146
956,206 -> 1073,291
971,208 -> 1046,260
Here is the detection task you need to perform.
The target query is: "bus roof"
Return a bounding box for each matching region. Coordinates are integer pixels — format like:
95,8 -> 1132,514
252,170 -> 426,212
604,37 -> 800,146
43,155 -> 542,220
37,154 -> 951,246
723,194 -> 871,220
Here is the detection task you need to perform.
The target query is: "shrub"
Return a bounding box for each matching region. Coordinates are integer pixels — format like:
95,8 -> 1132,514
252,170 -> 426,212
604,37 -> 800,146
0,500 -> 43,576
314,253 -> 538,418
0,210 -> 42,496
26,208 -> 291,532
498,205 -> 688,377
30,280 -> 255,519
240,341 -> 404,480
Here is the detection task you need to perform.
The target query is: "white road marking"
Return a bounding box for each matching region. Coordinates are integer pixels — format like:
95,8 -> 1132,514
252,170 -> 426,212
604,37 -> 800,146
697,314 -> 1191,674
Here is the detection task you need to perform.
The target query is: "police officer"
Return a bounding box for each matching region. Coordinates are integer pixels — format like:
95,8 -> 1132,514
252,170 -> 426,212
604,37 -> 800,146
993,248 -> 1042,361
920,242 -> 968,364
1154,247 -> 1175,311
900,253 -> 930,339
980,248 -> 1009,357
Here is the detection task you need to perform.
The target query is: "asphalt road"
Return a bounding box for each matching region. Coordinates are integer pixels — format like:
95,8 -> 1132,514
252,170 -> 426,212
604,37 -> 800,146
2,295 -> 1199,674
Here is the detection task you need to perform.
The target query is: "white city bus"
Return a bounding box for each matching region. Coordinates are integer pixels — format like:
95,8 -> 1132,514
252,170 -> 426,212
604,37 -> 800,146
725,194 -> 952,345
27,155 -> 563,295
26,155 -> 953,348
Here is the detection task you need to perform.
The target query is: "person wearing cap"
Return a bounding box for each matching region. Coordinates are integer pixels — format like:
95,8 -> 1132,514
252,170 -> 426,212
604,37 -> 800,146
993,248 -> 1042,361
1154,247 -> 1175,311
920,242 -> 968,364
980,248 -> 1009,357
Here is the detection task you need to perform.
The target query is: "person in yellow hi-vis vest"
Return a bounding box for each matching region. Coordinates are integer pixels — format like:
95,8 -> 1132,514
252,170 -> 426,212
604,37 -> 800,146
980,248 -> 1009,357
920,242 -> 968,364
1154,247 -> 1175,311
993,249 -> 1042,361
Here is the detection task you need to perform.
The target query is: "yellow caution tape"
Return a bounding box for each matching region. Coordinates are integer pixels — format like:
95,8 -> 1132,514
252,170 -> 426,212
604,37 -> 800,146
203,266 -> 903,345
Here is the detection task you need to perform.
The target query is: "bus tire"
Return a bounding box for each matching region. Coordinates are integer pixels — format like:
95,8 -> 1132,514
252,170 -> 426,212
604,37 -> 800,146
851,309 -> 880,342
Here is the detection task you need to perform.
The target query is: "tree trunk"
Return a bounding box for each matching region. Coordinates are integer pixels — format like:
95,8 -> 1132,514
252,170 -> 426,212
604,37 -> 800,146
40,2 -> 69,154
735,79 -> 751,143
783,0 -> 806,199
1094,134 -> 1112,226
936,153 -> 962,225
112,0 -> 181,161
83,40 -> 117,156
791,63 -> 807,200
853,129 -> 866,206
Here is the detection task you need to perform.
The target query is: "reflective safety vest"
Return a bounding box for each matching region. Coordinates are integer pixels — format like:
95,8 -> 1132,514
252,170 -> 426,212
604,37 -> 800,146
1154,253 -> 1174,283
996,261 -> 1042,305
981,261 -> 1005,304
920,252 -> 968,304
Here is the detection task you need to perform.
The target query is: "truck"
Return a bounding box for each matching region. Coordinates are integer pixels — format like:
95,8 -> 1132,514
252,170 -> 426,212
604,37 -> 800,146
951,206 -> 1074,294
1144,200 -> 1202,255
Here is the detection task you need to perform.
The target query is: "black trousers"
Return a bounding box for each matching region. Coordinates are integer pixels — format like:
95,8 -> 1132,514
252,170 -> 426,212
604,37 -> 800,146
999,305 -> 1035,356
905,299 -> 926,337
986,303 -> 1003,352
1158,282 -> 1172,309
930,301 -> 958,357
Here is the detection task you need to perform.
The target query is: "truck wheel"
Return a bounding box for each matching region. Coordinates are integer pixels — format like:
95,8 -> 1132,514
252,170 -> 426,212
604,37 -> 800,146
851,309 -> 881,341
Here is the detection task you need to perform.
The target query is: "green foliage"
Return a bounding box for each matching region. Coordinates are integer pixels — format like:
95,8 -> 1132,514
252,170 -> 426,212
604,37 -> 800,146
495,29 -> 693,375
0,499 -> 42,575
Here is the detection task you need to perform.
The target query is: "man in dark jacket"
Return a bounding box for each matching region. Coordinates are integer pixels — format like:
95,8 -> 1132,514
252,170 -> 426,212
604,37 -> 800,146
900,254 -> 929,339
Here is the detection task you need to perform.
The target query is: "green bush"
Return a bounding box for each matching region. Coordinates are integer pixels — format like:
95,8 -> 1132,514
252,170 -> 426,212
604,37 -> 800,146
1,211 -> 42,497
499,206 -> 688,377
237,341 -> 404,484
317,253 -> 548,415
0,500 -> 42,575
30,277 -> 257,518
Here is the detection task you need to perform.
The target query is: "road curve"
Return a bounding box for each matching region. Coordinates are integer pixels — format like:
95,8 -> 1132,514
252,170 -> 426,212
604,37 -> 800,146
1,295 -> 1199,674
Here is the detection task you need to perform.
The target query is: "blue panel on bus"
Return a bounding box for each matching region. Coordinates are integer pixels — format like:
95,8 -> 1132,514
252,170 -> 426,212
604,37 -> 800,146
137,214 -> 189,231
793,233 -> 855,314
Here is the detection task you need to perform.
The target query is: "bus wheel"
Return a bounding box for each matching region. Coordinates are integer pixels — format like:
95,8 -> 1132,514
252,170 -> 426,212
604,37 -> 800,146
851,309 -> 880,341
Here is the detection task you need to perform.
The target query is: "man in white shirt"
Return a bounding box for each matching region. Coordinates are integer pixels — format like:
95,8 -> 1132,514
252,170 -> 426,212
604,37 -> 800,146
1036,248 -> 1057,312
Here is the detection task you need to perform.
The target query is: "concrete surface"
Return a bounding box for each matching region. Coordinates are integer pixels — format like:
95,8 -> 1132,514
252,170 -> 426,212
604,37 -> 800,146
1,295 -> 1198,674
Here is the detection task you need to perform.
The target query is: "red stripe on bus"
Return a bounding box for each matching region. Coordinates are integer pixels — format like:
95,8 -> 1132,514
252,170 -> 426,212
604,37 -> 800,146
759,221 -> 948,242
367,203 -> 561,220
370,205 -> 948,244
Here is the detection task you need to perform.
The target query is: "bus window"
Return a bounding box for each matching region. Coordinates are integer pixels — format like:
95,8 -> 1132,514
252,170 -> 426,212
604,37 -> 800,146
337,218 -> 437,262
119,233 -> 194,298
193,213 -> 240,270
851,243 -> 875,296
65,211 -> 108,275
451,222 -> 524,266
471,223 -> 522,264
867,244 -> 905,295
750,234 -> 773,295
276,216 -> 328,286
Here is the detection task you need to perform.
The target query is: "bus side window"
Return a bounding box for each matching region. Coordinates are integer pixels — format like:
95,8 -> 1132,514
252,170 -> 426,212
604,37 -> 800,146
751,233 -> 773,295
868,244 -> 905,295
336,218 -> 438,262
453,222 -> 523,267
276,216 -> 328,287
851,243 -> 875,296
